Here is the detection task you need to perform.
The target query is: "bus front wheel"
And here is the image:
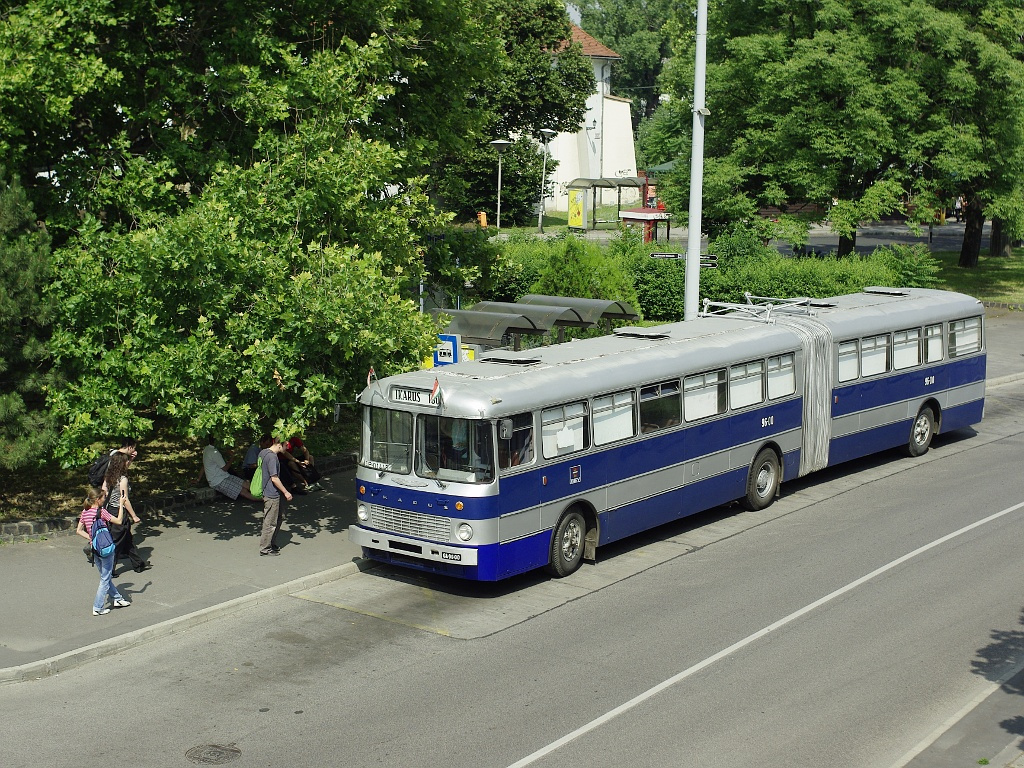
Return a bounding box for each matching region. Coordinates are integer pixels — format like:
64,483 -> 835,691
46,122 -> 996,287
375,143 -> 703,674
742,448 -> 780,511
906,407 -> 935,457
545,510 -> 586,577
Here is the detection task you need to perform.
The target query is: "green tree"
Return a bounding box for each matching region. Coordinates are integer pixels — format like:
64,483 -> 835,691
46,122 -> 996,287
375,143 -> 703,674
0,170 -> 55,469
433,0 -> 594,223
659,0 -> 1024,260
46,129 -> 444,465
1,0 -> 501,241
580,0 -> 673,128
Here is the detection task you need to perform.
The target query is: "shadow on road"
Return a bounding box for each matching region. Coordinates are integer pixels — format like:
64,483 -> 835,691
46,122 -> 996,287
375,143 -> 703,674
972,608 -> 1024,749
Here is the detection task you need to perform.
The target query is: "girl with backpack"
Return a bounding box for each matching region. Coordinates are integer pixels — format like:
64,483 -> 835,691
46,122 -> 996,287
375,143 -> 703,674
104,451 -> 150,573
76,486 -> 130,616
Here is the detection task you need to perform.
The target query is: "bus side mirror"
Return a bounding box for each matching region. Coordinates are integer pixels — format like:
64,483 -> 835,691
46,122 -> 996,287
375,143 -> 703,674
499,419 -> 513,440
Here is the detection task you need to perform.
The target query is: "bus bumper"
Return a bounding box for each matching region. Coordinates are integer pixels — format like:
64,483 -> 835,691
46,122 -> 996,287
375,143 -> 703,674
348,526 -> 479,566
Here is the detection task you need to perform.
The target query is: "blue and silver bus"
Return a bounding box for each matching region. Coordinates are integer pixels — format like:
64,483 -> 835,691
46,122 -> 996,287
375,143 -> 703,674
349,288 -> 986,581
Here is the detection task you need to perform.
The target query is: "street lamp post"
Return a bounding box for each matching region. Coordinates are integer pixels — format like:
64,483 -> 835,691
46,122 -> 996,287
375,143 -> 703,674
490,139 -> 512,229
684,0 -> 709,321
536,128 -> 557,233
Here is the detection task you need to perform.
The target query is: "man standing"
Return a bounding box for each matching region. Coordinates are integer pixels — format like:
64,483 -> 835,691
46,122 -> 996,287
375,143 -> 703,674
258,437 -> 293,556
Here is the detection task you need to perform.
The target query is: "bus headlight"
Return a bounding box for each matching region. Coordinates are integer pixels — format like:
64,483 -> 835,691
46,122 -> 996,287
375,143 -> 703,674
457,523 -> 474,541
357,503 -> 369,521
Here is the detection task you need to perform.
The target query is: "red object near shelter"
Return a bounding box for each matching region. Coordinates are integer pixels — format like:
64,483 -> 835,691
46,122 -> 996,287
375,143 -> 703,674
618,207 -> 672,243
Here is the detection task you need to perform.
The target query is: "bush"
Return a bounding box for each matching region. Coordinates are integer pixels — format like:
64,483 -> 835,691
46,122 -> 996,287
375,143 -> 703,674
868,243 -> 940,288
479,234 -> 559,303
532,236 -> 640,315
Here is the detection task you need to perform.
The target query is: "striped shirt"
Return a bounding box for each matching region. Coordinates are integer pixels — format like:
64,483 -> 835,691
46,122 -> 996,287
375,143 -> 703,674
79,507 -> 114,536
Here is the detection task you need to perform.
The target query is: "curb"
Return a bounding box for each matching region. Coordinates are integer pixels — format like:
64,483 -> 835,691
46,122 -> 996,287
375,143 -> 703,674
1,453 -> 356,545
0,556 -> 376,685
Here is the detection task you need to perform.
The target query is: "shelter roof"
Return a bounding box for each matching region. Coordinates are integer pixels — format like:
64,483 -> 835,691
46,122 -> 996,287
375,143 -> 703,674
565,176 -> 646,189
469,301 -> 593,328
518,295 -> 639,322
431,309 -> 546,346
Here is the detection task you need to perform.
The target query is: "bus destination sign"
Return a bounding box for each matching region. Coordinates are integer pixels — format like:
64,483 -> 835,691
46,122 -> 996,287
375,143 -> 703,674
390,387 -> 439,406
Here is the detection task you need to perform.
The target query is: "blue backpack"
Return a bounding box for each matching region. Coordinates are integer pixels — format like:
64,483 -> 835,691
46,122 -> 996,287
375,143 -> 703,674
91,511 -> 116,559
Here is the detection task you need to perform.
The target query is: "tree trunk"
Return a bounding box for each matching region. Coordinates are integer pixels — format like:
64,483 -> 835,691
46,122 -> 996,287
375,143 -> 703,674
989,216 -> 1013,257
837,232 -> 856,257
958,199 -> 984,268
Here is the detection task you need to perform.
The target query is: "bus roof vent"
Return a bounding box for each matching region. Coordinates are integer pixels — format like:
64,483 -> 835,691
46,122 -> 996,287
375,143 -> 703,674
478,354 -> 542,366
613,327 -> 671,340
863,287 -> 909,296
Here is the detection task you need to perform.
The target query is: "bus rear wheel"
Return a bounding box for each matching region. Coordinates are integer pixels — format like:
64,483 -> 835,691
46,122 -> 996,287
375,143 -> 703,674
906,407 -> 935,457
545,510 -> 586,577
742,448 -> 780,511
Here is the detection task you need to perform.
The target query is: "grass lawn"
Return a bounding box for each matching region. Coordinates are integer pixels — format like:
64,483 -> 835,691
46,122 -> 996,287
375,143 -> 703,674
930,250 -> 1024,304
497,204 -> 625,237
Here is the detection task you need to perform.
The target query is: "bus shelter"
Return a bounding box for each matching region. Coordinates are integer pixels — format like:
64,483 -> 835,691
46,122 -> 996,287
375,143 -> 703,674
434,296 -> 640,353
431,309 -> 550,352
518,295 -> 639,325
565,177 -> 647,231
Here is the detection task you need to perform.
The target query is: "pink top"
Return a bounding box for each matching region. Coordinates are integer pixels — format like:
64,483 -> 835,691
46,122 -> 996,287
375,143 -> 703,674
79,507 -> 114,535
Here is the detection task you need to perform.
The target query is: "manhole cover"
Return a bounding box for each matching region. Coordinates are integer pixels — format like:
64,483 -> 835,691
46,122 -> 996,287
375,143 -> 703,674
185,744 -> 241,765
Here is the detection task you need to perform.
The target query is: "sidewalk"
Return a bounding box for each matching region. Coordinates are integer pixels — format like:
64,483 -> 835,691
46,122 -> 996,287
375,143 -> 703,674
2,305 -> 1022,686
1,462 -> 366,684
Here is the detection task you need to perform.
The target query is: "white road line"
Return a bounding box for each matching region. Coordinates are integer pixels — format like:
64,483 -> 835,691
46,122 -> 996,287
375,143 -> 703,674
506,499 -> 1024,768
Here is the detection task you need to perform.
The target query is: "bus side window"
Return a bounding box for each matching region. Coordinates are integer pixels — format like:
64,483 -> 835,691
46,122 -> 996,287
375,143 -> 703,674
838,340 -> 859,382
729,360 -> 765,410
767,353 -> 796,398
893,328 -> 922,370
861,334 -> 890,377
541,403 -> 588,459
499,413 -> 534,471
684,369 -> 727,422
925,324 -> 943,363
949,316 -> 982,357
639,381 -> 681,432
593,390 -> 637,445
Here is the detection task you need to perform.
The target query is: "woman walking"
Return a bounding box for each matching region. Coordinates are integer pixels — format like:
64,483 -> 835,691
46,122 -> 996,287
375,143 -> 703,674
104,451 -> 150,573
76,487 -> 131,615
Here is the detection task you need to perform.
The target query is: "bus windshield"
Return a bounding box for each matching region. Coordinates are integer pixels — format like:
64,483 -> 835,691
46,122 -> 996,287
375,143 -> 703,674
416,415 -> 495,484
362,406 -> 413,474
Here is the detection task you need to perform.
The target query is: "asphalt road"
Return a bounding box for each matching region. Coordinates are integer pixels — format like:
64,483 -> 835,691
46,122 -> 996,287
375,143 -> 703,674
3,377 -> 1023,768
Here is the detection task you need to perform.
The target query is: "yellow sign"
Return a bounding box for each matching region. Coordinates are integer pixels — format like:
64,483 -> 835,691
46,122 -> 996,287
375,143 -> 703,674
568,189 -> 585,229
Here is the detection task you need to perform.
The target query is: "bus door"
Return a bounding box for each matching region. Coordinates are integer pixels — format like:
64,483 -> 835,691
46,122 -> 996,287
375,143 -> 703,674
495,413 -> 541,537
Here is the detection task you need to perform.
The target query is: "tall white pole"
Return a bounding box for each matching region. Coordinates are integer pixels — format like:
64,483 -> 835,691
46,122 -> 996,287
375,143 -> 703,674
490,139 -> 511,230
496,153 -> 503,230
684,0 -> 708,321
537,134 -> 552,233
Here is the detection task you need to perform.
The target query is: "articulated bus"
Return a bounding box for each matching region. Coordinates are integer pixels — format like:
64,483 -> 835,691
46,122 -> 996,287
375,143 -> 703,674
349,288 -> 986,581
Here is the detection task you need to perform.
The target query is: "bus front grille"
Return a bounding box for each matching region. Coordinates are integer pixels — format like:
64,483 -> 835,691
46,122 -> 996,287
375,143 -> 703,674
370,505 -> 452,542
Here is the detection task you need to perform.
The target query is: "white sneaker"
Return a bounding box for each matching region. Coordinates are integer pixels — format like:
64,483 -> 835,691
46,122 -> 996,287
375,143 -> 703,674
112,598 -> 131,608
93,607 -> 110,616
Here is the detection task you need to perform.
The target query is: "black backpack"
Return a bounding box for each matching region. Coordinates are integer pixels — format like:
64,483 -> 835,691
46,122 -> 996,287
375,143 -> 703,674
87,450 -> 113,488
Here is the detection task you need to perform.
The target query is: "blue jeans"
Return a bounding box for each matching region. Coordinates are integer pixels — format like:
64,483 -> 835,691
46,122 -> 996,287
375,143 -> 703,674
94,552 -> 123,612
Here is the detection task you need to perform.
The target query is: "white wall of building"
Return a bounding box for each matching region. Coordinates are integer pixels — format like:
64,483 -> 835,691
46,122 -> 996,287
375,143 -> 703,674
543,57 -> 638,213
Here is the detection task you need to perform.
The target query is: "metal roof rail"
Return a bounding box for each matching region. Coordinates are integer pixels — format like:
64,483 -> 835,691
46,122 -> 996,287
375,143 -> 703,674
700,293 -> 815,322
